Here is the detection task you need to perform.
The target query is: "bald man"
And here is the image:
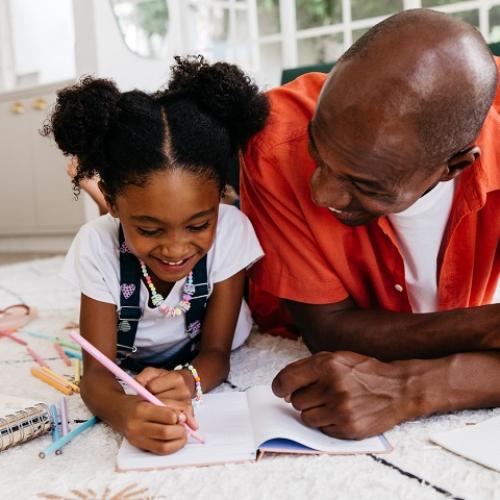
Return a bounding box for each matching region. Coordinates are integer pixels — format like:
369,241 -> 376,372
241,9 -> 500,439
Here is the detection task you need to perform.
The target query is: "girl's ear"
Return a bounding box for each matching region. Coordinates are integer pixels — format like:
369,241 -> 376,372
98,181 -> 118,217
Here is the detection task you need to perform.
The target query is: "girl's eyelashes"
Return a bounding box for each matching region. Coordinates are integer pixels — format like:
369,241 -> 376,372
136,222 -> 211,236
188,222 -> 210,232
137,227 -> 162,236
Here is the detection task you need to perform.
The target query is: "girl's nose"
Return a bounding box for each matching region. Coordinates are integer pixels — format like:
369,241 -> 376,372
310,168 -> 352,210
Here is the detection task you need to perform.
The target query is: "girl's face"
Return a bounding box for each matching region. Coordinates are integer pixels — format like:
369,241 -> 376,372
109,169 -> 221,283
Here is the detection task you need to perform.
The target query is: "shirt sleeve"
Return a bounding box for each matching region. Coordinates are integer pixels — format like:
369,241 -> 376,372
59,219 -> 119,305
210,205 -> 264,284
240,140 -> 348,304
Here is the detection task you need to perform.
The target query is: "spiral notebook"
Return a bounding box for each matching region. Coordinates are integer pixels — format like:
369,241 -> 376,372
117,386 -> 391,470
0,394 -> 51,452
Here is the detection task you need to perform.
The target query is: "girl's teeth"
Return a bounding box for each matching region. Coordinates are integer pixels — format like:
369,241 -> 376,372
162,259 -> 184,265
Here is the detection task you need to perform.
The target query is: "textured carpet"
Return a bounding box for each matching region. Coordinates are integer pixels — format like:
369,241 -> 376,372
0,257 -> 499,500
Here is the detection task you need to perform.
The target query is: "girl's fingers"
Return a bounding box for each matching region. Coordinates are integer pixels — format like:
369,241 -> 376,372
135,367 -> 166,387
141,422 -> 187,441
146,371 -> 191,399
130,435 -> 187,455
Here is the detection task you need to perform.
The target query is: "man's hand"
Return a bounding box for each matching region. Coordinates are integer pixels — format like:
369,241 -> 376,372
272,351 -> 414,439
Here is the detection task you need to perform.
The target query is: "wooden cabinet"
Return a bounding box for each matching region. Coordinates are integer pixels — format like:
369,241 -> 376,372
0,80 -> 86,241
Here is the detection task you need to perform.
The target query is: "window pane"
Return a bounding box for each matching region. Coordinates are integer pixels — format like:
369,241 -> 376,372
351,0 -> 402,21
422,0 -> 464,6
259,42 -> 283,86
352,28 -> 369,43
258,0 -> 280,35
490,5 -> 500,43
296,0 -> 342,30
297,34 -> 344,65
450,10 -> 479,28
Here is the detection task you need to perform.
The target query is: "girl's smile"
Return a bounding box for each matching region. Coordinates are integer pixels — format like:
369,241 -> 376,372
108,168 -> 221,284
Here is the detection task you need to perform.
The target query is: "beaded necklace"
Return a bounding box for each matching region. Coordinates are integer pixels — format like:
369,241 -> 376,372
139,260 -> 195,318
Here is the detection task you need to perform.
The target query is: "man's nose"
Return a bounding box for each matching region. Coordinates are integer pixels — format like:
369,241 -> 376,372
310,169 -> 352,210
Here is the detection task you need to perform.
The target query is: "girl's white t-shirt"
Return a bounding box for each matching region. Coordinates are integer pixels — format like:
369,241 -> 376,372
60,204 -> 264,363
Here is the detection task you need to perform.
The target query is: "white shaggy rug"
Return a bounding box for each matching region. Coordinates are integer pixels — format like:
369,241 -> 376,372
0,257 -> 499,500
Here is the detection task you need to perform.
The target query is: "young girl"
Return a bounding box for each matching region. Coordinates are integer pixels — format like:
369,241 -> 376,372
46,56 -> 269,455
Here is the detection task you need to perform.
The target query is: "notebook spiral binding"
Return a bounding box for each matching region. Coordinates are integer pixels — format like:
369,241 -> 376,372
0,403 -> 52,452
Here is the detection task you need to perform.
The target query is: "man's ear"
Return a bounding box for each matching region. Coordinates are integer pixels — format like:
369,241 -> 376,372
441,145 -> 480,181
98,181 -> 118,217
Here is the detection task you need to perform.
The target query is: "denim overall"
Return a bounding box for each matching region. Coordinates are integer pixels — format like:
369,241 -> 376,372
116,226 -> 208,372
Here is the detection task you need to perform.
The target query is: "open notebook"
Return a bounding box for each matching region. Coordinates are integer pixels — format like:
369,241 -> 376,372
117,386 -> 391,470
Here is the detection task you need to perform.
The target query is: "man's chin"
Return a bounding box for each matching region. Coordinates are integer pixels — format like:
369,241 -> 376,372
332,211 -> 376,226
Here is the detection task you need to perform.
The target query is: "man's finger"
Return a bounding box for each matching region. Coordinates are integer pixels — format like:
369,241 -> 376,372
300,405 -> 336,429
289,381 -> 328,411
272,356 -> 320,397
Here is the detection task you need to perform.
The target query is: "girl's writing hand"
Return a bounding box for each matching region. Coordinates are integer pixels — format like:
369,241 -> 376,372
121,396 -> 190,455
135,367 -> 198,430
136,367 -> 194,402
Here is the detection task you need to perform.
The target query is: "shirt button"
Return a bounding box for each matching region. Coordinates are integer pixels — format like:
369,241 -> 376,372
394,284 -> 404,292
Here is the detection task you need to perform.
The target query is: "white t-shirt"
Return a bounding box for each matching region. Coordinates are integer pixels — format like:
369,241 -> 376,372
61,204 -> 264,363
388,180 -> 456,313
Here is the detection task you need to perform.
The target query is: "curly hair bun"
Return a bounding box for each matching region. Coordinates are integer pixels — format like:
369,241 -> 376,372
48,77 -> 121,164
162,56 -> 269,150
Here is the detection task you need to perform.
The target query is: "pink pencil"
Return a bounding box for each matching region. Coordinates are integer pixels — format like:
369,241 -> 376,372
26,346 -> 49,368
54,343 -> 72,367
0,331 -> 27,346
68,331 -> 205,444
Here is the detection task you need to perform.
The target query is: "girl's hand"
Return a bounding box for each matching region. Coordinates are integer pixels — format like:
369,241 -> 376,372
135,367 -> 194,403
121,396 -> 191,454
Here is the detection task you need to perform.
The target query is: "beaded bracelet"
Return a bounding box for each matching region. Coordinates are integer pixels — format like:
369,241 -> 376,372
174,363 -> 203,403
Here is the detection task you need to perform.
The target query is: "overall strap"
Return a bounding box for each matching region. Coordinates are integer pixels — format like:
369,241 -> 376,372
184,255 -> 209,339
116,225 -> 142,359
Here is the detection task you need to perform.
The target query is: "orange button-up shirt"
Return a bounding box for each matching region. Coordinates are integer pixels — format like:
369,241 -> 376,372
241,65 -> 500,336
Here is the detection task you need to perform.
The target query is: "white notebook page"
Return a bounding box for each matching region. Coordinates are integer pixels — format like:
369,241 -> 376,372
116,392 -> 256,470
247,386 -> 390,453
430,415 -> 500,472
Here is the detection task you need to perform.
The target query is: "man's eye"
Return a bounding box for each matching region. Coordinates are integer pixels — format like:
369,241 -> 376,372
138,228 -> 161,236
188,222 -> 210,232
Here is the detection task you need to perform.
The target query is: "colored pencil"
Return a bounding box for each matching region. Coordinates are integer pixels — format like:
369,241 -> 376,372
63,349 -> 82,360
55,338 -> 81,351
60,397 -> 69,436
0,331 -> 27,345
69,331 -> 205,444
21,330 -> 56,341
39,416 -> 98,458
40,367 -> 80,393
73,359 -> 81,385
26,346 -> 49,368
53,343 -> 71,366
31,367 -> 73,395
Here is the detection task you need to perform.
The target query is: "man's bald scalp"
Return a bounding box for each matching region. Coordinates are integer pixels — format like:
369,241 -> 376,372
320,9 -> 498,166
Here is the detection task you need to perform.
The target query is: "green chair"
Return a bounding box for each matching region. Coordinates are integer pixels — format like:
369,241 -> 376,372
280,42 -> 500,85
280,62 -> 335,84
488,41 -> 500,56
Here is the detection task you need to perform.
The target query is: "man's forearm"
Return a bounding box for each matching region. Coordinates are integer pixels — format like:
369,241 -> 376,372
288,300 -> 500,360
398,351 -> 500,418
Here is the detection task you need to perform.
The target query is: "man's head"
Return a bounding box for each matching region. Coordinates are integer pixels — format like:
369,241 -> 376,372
309,9 -> 498,226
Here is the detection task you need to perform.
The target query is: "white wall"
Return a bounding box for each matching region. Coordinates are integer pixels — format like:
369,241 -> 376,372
9,0 -> 75,87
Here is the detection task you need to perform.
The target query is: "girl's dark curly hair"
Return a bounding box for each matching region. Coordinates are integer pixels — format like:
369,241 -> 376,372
43,55 -> 270,200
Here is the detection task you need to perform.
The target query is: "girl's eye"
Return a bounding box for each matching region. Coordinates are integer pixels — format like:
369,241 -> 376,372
188,222 -> 210,232
137,228 -> 161,236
